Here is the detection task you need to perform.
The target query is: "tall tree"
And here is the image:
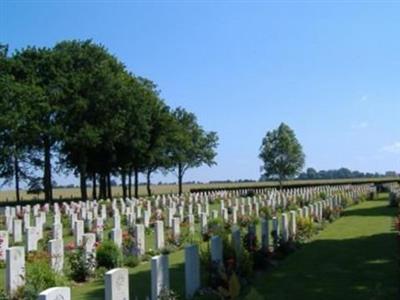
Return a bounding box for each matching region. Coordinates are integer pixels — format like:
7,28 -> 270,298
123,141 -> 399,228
170,108 -> 218,195
259,123 -> 305,190
53,40 -> 127,201
134,79 -> 176,196
0,47 -> 37,201
114,74 -> 151,199
12,47 -> 63,202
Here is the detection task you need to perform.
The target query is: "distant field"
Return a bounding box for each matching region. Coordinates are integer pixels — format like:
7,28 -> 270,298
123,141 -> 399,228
0,184 -> 188,202
1,177 -> 398,202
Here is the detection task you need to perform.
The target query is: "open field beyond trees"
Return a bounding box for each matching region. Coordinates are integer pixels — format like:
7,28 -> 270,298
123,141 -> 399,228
1,177 -> 400,203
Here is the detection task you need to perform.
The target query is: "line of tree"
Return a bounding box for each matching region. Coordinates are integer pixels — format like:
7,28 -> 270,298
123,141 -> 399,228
0,40 -> 218,202
297,168 -> 398,180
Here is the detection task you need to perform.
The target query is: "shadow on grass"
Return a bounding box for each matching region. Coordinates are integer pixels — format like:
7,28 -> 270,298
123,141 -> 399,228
343,203 -> 396,218
243,232 -> 399,300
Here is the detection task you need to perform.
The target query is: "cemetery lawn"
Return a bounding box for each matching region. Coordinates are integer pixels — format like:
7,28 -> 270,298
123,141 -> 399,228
0,194 -> 395,299
244,194 -> 398,300
70,194 -> 398,299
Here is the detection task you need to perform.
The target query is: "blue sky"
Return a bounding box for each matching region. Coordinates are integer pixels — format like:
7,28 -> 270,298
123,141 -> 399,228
1,1 -> 400,186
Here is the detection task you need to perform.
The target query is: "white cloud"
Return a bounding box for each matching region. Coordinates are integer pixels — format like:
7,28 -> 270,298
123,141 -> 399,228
382,142 -> 400,154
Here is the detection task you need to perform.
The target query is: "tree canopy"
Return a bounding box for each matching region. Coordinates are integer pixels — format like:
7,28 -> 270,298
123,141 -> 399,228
0,40 -> 218,201
259,123 -> 305,189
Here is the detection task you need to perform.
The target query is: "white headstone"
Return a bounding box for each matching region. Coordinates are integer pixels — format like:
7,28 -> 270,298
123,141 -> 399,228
6,246 -> 25,295
185,245 -> 200,299
52,223 -> 63,240
0,231 -> 9,261
211,236 -> 223,264
25,226 -> 37,252
74,220 -> 84,247
111,228 -> 122,248
49,239 -> 64,273
134,224 -> 145,256
151,255 -> 170,300
155,221 -> 165,250
261,218 -> 269,251
105,268 -> 129,300
38,287 -> 71,300
12,219 -> 22,243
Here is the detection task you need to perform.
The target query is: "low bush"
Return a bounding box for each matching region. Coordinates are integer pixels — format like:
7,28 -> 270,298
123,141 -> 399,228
26,250 -> 49,263
95,266 -> 108,280
319,192 -> 327,200
96,240 -> 123,270
340,194 -> 352,208
24,256 -> 68,300
323,206 -> 341,223
296,216 -> 315,243
259,206 -> 272,219
389,191 -> 400,207
67,247 -> 96,282
124,255 -> 140,268
158,287 -> 179,300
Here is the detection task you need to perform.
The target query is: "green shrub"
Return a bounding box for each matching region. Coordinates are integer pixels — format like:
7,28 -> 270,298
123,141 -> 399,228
67,247 -> 96,282
208,218 -> 226,236
38,231 -> 52,251
24,257 -> 68,300
287,202 -> 298,211
96,240 -> 123,269
237,248 -> 253,279
95,266 -> 108,280
389,192 -> 400,207
259,206 -> 272,219
323,207 -> 339,222
296,216 -> 315,243
340,194 -> 352,208
158,287 -> 179,300
367,191 -> 374,200
124,255 -> 140,268
359,194 -> 367,202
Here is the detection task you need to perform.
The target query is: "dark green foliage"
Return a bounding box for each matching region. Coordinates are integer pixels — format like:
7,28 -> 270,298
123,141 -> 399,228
24,256 -> 68,300
123,255 -> 140,268
170,107 -> 219,194
67,247 -> 96,282
259,123 -> 305,189
0,40 -> 219,202
96,240 -> 123,269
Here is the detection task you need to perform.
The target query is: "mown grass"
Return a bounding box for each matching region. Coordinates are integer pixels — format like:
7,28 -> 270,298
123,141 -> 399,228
244,194 -> 398,300
0,194 -> 396,299
67,194 -> 398,299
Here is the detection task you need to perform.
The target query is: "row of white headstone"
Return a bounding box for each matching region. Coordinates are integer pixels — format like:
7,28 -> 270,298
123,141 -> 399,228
5,243 -> 199,300
1,184 -> 373,299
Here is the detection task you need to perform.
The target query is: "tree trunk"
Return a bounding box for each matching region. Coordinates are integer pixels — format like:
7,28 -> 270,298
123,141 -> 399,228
14,153 -> 20,203
99,173 -> 106,199
121,170 -> 127,200
92,172 -> 97,200
79,164 -> 87,201
178,162 -> 183,195
146,169 -> 152,196
43,137 -> 53,202
107,172 -> 112,199
128,168 -> 132,198
134,167 -> 139,198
